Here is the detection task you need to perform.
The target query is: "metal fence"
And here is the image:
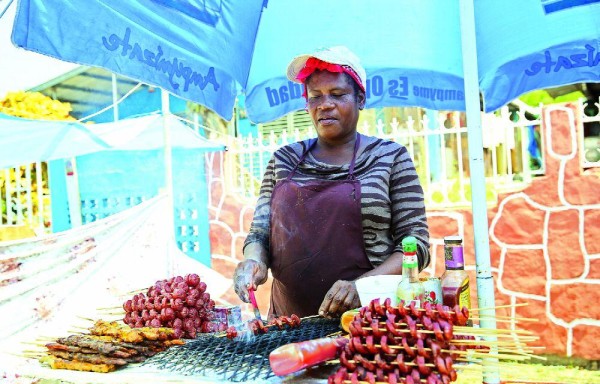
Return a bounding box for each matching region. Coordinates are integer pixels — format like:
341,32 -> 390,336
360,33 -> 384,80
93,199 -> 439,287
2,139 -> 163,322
223,99 -> 599,207
2,99 -> 599,237
224,107 -> 538,207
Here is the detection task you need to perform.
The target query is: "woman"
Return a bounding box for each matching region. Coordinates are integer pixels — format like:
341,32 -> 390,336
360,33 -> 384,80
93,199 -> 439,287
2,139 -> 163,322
233,46 -> 430,318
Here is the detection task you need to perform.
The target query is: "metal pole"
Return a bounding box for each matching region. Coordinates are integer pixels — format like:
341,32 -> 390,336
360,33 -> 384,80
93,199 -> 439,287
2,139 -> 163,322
458,1 -> 500,383
112,73 -> 119,122
161,90 -> 176,275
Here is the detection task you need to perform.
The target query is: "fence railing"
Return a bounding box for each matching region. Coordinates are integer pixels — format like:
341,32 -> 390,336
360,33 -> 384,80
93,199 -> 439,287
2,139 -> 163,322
2,99 -> 598,238
223,105 -> 560,208
0,162 -> 49,235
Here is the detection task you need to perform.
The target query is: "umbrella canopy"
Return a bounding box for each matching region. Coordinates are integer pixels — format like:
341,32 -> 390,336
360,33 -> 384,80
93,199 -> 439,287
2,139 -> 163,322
11,0 -> 600,123
0,112 -> 223,169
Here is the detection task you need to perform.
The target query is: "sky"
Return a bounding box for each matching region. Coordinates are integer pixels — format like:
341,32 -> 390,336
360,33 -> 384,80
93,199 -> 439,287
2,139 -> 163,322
0,1 -> 77,98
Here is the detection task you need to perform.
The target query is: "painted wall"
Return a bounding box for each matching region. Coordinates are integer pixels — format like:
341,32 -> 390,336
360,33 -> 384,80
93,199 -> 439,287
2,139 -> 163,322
206,103 -> 600,360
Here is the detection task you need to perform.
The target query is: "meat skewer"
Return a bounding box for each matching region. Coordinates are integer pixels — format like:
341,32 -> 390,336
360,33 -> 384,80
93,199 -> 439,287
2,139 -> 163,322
46,350 -> 130,366
347,340 -> 490,357
55,335 -> 138,358
39,355 -> 117,373
364,299 -> 470,327
224,314 -> 302,339
89,320 -> 176,342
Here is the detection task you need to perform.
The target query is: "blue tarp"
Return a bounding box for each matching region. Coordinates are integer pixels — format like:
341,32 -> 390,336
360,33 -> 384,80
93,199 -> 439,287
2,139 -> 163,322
11,0 -> 600,123
0,113 -> 224,168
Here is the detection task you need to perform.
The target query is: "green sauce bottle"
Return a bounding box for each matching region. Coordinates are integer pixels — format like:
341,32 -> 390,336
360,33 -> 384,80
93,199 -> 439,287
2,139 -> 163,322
396,236 -> 425,307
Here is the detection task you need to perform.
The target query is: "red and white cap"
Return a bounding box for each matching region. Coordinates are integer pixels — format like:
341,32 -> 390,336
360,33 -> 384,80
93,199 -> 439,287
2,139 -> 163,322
286,46 -> 366,92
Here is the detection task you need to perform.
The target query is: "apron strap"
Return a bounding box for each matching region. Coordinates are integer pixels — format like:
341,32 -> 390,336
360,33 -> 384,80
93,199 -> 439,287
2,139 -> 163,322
286,139 -> 318,181
287,134 -> 362,181
347,133 -> 361,180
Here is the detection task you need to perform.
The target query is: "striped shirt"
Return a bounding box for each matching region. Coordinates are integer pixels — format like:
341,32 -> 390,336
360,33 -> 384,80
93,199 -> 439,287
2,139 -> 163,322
244,134 -> 431,271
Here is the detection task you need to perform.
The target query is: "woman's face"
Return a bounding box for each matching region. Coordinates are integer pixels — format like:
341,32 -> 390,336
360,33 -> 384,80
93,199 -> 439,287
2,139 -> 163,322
305,70 -> 365,142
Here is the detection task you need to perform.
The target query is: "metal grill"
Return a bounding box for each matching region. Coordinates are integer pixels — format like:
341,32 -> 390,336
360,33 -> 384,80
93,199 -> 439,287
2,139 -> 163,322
142,317 -> 340,382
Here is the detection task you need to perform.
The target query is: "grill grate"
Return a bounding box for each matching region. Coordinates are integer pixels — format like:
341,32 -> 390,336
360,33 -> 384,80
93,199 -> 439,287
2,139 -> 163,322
142,317 -> 340,382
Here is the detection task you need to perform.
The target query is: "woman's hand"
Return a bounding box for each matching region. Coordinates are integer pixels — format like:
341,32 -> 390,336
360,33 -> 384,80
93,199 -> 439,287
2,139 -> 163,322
318,280 -> 361,318
233,259 -> 268,303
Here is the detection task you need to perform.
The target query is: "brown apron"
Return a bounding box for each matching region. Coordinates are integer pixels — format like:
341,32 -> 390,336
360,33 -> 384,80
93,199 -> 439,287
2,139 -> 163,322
269,134 -> 373,318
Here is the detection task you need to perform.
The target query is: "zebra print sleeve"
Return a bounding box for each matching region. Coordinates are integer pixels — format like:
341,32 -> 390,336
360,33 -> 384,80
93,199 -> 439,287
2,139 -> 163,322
243,155 -> 276,259
389,145 -> 431,271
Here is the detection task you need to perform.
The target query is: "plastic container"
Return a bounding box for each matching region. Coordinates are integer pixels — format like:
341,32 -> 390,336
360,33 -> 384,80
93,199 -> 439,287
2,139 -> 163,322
355,275 -> 403,306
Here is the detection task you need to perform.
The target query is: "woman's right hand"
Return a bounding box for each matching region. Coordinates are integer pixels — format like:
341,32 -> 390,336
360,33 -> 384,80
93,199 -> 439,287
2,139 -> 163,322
233,259 -> 268,303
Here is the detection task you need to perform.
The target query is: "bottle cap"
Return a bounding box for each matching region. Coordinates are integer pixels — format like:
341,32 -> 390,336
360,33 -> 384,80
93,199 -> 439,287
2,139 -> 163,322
444,236 -> 463,245
402,236 -> 417,253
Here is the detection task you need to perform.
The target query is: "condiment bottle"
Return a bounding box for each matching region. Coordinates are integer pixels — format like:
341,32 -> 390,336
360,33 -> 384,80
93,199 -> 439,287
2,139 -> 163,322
441,236 -> 472,325
396,236 -> 425,308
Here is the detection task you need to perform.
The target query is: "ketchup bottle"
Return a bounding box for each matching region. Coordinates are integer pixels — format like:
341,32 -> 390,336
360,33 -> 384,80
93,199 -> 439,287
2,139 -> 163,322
441,236 -> 472,325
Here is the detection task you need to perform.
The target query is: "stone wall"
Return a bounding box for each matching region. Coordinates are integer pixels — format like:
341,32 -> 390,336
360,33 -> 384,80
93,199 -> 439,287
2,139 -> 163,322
205,103 -> 600,360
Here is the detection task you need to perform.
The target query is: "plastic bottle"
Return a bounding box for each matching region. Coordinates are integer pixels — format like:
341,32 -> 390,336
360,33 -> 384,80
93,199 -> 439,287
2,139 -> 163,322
441,236 -> 472,324
396,236 -> 425,307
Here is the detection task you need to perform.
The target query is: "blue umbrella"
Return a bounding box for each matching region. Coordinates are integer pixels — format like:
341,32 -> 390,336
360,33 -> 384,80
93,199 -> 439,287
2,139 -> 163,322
10,0 -> 600,122
9,1 -> 600,382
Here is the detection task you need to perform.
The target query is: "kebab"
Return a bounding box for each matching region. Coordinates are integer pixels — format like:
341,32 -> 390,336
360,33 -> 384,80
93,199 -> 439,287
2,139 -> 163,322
55,335 -> 137,358
225,314 -> 302,339
89,319 -> 177,342
39,355 -> 117,373
332,298 -> 536,383
330,299 -> 467,383
268,299 -> 481,383
122,273 -> 217,339
45,350 -> 130,366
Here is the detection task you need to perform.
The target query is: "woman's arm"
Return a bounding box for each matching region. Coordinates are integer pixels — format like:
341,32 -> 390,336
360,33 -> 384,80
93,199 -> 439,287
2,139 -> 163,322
234,156 -> 277,302
389,146 -> 431,271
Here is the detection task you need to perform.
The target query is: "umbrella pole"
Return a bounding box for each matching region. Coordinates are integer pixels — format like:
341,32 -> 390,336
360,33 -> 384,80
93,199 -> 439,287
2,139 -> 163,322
459,1 -> 500,383
161,90 -> 176,276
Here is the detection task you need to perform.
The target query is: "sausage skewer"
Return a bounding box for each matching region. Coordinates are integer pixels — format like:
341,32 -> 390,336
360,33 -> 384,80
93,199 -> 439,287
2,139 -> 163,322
222,314 -> 302,339
349,341 -> 503,357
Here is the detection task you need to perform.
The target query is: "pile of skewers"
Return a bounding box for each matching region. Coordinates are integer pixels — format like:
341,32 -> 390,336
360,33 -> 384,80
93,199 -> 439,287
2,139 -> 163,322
27,319 -> 185,373
121,274 -> 217,339
327,299 -> 541,384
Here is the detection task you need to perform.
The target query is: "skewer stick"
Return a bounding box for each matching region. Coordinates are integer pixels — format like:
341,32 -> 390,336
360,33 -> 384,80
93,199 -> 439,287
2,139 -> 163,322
356,326 -> 535,341
21,353 -> 44,360
20,341 -> 48,347
332,359 -> 437,368
471,302 -> 528,312
355,343 -> 531,361
450,339 -> 534,346
34,336 -> 56,341
474,314 -> 539,322
97,306 -> 122,311
22,350 -> 47,355
454,326 -> 535,336
467,317 -> 529,324
360,321 -> 535,336
124,288 -> 146,295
